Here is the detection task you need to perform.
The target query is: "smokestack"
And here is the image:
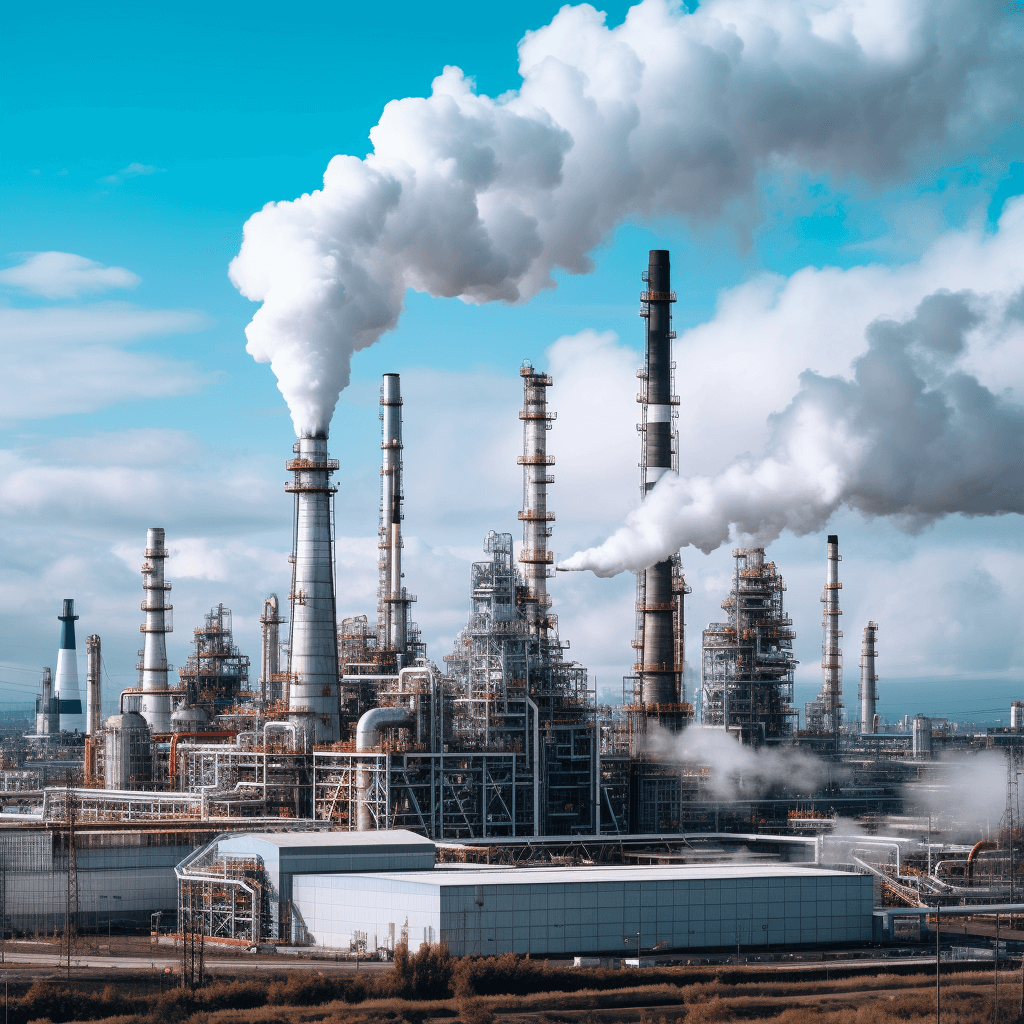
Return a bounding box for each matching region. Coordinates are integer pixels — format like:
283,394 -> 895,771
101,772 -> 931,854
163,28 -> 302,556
260,594 -> 283,703
55,598 -> 85,732
286,435 -> 341,744
86,634 -> 101,735
518,361 -> 555,632
637,250 -> 679,706
859,621 -> 879,735
37,666 -> 57,736
378,374 -> 415,661
819,534 -> 843,738
140,528 -> 173,733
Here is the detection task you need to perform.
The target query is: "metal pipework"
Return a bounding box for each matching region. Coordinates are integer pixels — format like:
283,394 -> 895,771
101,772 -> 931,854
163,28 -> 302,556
819,534 -> 843,735
285,435 -> 341,744
859,620 -> 879,734
140,528 -> 173,734
259,594 -> 283,703
518,361 -> 555,632
86,634 -> 101,735
355,705 -> 415,831
638,250 -> 679,705
378,374 -> 415,657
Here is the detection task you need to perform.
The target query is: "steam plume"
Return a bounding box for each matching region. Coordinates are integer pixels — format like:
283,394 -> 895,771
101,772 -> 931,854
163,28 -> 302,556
562,288 -> 1024,575
227,0 -> 1018,437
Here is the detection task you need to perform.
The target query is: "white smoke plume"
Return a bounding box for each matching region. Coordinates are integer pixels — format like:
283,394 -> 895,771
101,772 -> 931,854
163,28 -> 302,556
648,724 -> 834,800
562,286 -> 1024,575
228,0 -> 1019,438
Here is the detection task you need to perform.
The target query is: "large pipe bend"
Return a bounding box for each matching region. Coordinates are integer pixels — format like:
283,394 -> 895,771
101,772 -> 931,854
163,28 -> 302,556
356,706 -> 415,752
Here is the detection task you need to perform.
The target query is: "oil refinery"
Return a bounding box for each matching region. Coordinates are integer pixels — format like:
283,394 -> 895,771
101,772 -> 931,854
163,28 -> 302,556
1,250 -> 1021,957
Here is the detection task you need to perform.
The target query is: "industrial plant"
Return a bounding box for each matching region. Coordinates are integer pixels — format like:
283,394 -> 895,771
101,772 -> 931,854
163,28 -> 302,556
1,251 -> 1021,961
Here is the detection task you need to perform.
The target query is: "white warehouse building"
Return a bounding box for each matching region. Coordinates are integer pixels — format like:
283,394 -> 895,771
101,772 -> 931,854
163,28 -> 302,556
292,862 -> 874,957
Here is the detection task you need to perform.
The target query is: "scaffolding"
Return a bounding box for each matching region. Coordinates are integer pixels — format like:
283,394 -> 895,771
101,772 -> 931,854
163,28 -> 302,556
701,547 -> 798,745
177,605 -> 251,714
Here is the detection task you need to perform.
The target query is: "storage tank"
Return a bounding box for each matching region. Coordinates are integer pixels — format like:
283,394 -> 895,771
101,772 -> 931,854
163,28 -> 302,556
912,715 -> 932,758
104,712 -> 152,789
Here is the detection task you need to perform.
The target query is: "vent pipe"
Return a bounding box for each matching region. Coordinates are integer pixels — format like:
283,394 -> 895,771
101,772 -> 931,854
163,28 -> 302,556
518,361 -> 554,632
378,374 -> 415,659
819,534 -> 843,738
259,594 -> 284,703
86,634 -> 101,735
286,435 -> 341,744
37,667 -> 57,736
637,250 -> 679,706
139,528 -> 173,734
859,621 -> 879,734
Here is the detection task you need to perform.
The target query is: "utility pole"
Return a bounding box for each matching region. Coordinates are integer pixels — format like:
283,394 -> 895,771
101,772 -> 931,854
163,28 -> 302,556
62,773 -> 78,982
936,910 -> 941,1024
995,915 -> 1000,1024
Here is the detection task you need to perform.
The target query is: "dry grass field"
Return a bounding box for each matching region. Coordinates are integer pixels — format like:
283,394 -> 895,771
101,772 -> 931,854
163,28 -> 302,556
5,945 -> 1020,1024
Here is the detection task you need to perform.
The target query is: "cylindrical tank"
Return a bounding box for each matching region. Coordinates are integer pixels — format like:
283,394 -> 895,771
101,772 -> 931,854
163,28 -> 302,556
912,715 -> 932,758
104,712 -> 152,789
170,706 -> 211,732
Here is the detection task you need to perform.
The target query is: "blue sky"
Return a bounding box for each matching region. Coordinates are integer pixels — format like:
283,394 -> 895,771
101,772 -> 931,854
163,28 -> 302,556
2,0 -> 1023,726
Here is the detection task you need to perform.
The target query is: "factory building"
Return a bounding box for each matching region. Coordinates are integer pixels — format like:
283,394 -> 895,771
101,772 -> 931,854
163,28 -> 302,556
178,830 -> 873,955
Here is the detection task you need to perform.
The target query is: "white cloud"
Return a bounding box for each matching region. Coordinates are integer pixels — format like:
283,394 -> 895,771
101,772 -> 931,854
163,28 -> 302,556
0,303 -> 211,421
100,163 -> 165,184
0,252 -> 140,299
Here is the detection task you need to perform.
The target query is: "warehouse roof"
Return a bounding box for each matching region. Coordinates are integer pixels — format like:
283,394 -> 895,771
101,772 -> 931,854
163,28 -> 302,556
328,863 -> 855,886
223,829 -> 434,850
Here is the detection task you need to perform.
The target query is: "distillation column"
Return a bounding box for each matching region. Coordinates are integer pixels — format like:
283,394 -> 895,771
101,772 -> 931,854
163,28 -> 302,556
518,362 -> 555,632
286,435 -> 341,744
55,598 -> 85,732
140,529 -> 173,734
820,534 -> 843,737
859,621 -> 879,734
86,634 -> 101,734
637,250 -> 679,706
378,374 -> 415,660
259,594 -> 282,702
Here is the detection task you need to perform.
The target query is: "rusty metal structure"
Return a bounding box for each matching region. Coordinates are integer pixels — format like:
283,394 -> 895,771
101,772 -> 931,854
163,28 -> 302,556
701,547 -> 798,745
177,605 -> 251,715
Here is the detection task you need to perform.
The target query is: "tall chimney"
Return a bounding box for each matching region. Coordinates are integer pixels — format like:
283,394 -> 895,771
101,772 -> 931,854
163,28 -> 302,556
86,634 -> 101,734
38,666 -> 56,736
378,374 -> 415,661
286,435 -> 341,744
859,621 -> 879,735
637,250 -> 679,706
260,594 -> 283,703
55,598 -> 85,732
820,534 -> 843,738
518,361 -> 555,632
139,528 -> 173,733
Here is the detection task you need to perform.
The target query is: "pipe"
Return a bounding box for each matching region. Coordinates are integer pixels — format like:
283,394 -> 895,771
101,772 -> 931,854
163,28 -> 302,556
859,621 -> 878,734
263,721 -> 298,751
527,696 -> 540,836
169,731 -> 235,778
967,840 -> 998,885
355,705 -> 415,831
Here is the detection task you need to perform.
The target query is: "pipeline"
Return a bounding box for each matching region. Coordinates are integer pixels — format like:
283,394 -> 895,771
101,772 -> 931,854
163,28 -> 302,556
967,840 -> 998,885
169,731 -> 236,777
355,705 -> 415,831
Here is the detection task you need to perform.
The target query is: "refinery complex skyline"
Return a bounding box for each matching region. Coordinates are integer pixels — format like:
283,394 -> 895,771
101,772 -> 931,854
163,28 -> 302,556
2,0 -> 1023,732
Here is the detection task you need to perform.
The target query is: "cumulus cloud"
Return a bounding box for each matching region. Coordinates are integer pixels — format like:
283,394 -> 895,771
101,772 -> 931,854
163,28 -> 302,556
229,0 -> 1021,437
0,304 -> 210,421
0,252 -> 140,299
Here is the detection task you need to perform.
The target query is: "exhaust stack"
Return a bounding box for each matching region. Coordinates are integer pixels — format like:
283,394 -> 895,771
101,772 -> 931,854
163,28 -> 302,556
139,528 -> 173,733
259,594 -> 284,703
378,374 -> 415,661
55,598 -> 85,732
286,435 -> 341,744
637,250 -> 680,706
86,634 -> 101,734
518,361 -> 554,632
859,621 -> 879,734
819,534 -> 844,737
